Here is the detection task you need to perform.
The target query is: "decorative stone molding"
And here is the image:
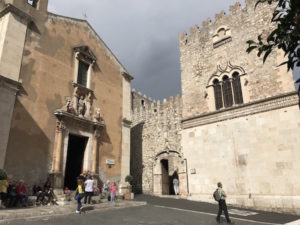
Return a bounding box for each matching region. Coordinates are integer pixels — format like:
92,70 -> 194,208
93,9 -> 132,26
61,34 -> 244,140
212,26 -> 232,49
0,3 -> 33,22
73,45 -> 97,65
207,61 -> 246,86
0,74 -> 21,94
182,92 -> 299,129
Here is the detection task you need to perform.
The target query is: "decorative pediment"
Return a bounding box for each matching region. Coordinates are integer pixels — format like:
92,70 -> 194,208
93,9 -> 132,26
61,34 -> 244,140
73,45 -> 97,64
207,61 -> 246,86
54,84 -> 104,128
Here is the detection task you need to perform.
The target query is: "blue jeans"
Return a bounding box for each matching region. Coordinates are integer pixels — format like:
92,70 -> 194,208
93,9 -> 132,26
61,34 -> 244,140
110,193 -> 115,202
76,194 -> 84,211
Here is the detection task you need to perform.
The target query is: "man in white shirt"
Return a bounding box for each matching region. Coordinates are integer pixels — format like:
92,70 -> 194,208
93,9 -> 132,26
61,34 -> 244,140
84,176 -> 94,204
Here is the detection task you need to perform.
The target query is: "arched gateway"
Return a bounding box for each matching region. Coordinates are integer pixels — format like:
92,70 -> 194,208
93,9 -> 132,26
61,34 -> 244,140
153,150 -> 188,196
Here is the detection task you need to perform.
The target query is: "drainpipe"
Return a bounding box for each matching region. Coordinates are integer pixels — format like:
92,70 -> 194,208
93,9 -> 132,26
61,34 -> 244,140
185,158 -> 189,195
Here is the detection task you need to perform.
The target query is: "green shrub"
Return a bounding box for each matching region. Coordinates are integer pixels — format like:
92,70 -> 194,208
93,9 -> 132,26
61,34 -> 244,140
0,169 -> 7,180
125,175 -> 133,184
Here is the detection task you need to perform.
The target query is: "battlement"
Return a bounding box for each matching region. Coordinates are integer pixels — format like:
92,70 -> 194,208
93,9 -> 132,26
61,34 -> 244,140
131,89 -> 182,126
179,0 -> 267,45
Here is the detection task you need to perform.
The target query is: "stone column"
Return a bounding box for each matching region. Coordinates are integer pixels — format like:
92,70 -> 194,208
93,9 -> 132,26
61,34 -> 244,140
50,121 -> 65,189
53,121 -> 65,172
91,128 -> 100,174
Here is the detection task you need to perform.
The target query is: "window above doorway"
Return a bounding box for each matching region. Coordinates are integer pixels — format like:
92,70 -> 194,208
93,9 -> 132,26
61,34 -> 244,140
73,46 -> 97,89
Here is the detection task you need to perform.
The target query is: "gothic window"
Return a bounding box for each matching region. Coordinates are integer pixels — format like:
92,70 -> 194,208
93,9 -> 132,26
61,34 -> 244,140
217,28 -> 226,39
77,61 -> 89,87
213,79 -> 223,110
232,72 -> 243,105
222,75 -> 233,108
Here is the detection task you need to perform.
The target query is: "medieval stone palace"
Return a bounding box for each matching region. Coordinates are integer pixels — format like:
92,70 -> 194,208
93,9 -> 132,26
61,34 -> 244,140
131,1 -> 300,215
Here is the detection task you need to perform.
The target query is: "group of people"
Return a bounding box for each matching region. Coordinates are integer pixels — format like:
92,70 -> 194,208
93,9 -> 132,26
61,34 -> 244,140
101,180 -> 118,203
33,177 -> 56,206
74,174 -> 97,214
0,176 -> 28,208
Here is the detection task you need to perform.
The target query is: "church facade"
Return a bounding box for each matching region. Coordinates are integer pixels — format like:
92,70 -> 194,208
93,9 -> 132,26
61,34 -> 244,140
0,0 -> 132,189
131,1 -> 300,214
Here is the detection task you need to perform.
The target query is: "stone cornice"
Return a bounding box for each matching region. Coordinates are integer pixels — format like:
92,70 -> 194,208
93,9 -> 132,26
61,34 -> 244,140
122,118 -> 132,127
54,110 -> 105,130
0,74 -> 21,93
182,92 -> 299,129
0,4 -> 33,23
122,72 -> 134,81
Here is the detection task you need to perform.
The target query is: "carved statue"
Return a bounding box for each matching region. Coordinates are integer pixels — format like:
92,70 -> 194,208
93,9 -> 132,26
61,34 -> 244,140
84,92 -> 92,118
78,96 -> 85,117
62,98 -> 71,112
93,107 -> 101,122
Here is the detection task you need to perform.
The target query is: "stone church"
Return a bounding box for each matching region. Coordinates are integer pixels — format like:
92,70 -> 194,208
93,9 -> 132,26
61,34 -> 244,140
0,0 -> 132,190
131,1 -> 300,214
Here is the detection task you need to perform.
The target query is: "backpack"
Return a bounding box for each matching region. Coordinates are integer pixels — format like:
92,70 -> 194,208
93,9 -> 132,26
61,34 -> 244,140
213,189 -> 221,202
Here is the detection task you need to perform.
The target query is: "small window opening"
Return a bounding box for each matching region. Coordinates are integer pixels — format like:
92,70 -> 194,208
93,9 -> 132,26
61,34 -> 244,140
77,61 -> 89,87
27,0 -> 38,8
154,109 -> 157,113
141,100 -> 145,107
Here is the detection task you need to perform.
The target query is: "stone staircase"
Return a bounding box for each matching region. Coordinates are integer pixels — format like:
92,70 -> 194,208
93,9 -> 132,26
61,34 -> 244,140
54,190 -> 102,206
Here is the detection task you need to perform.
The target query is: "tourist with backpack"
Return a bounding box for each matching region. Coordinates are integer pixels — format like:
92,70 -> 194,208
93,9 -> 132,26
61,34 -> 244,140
214,182 -> 234,224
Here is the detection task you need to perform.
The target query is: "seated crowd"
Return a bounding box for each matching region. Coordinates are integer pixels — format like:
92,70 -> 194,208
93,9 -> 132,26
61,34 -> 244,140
0,175 -> 56,208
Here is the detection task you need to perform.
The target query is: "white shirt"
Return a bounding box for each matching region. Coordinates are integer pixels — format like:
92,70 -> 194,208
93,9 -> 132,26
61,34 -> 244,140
85,179 -> 94,192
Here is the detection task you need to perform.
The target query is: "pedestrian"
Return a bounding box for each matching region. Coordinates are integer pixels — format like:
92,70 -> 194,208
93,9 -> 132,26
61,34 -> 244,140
173,177 -> 179,195
0,176 -> 8,208
110,182 -> 117,203
75,179 -> 84,213
16,180 -> 28,206
215,182 -> 234,224
84,175 -> 94,204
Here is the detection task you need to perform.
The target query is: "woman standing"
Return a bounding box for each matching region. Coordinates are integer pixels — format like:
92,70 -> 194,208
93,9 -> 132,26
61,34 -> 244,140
75,179 -> 84,213
110,182 -> 117,203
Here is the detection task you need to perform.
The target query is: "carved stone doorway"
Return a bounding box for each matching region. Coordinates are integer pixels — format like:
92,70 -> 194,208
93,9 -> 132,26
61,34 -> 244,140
64,134 -> 88,190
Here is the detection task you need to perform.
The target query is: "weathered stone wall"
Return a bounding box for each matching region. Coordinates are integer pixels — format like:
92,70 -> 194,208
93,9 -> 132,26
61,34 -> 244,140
180,0 -> 300,214
179,1 -> 295,119
131,91 -> 183,194
3,2 -> 129,185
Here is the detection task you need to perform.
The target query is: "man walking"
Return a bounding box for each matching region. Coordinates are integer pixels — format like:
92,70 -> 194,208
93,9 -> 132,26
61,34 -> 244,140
216,182 -> 234,224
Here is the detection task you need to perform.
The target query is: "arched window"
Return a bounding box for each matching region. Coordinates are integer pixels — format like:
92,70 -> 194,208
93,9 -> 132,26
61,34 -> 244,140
232,72 -> 243,105
222,75 -> 233,108
213,79 -> 223,110
217,28 -> 226,39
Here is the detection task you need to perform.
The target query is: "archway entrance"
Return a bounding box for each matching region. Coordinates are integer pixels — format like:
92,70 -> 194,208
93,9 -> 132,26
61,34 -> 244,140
161,159 -> 169,195
153,150 -> 188,196
64,134 -> 88,190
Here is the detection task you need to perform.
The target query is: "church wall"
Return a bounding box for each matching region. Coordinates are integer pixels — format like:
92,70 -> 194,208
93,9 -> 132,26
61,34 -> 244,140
4,10 -> 125,184
182,104 -> 300,214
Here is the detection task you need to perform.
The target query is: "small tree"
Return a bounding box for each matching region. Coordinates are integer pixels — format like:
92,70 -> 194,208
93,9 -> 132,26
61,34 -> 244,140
247,0 -> 300,71
125,175 -> 133,184
0,169 -> 7,180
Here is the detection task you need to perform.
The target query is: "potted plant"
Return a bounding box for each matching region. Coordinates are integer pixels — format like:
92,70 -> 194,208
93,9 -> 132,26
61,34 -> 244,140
125,175 -> 134,200
0,169 -> 7,180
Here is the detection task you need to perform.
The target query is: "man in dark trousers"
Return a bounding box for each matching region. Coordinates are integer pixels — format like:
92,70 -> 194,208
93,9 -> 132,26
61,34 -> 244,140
216,182 -> 234,224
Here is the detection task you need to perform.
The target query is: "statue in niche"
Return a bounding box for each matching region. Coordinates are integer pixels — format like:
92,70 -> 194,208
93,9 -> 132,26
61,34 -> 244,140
62,98 -> 71,112
84,92 -> 92,118
93,107 -> 101,122
78,96 -> 86,117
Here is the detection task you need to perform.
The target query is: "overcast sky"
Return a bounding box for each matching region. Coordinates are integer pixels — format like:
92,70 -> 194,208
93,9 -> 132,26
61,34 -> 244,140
48,0 -> 299,100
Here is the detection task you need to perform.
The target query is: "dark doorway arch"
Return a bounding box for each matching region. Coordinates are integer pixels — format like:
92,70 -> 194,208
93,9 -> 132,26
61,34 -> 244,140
161,159 -> 169,195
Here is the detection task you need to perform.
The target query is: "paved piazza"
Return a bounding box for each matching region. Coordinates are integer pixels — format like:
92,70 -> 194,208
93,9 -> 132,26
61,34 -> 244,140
11,205 -> 275,225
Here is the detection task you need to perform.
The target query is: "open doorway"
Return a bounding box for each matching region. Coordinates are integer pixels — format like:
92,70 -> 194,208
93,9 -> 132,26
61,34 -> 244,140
161,159 -> 169,195
64,134 -> 88,190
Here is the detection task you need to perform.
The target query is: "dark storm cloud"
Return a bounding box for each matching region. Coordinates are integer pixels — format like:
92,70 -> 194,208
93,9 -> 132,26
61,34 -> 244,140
48,0 -> 252,100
